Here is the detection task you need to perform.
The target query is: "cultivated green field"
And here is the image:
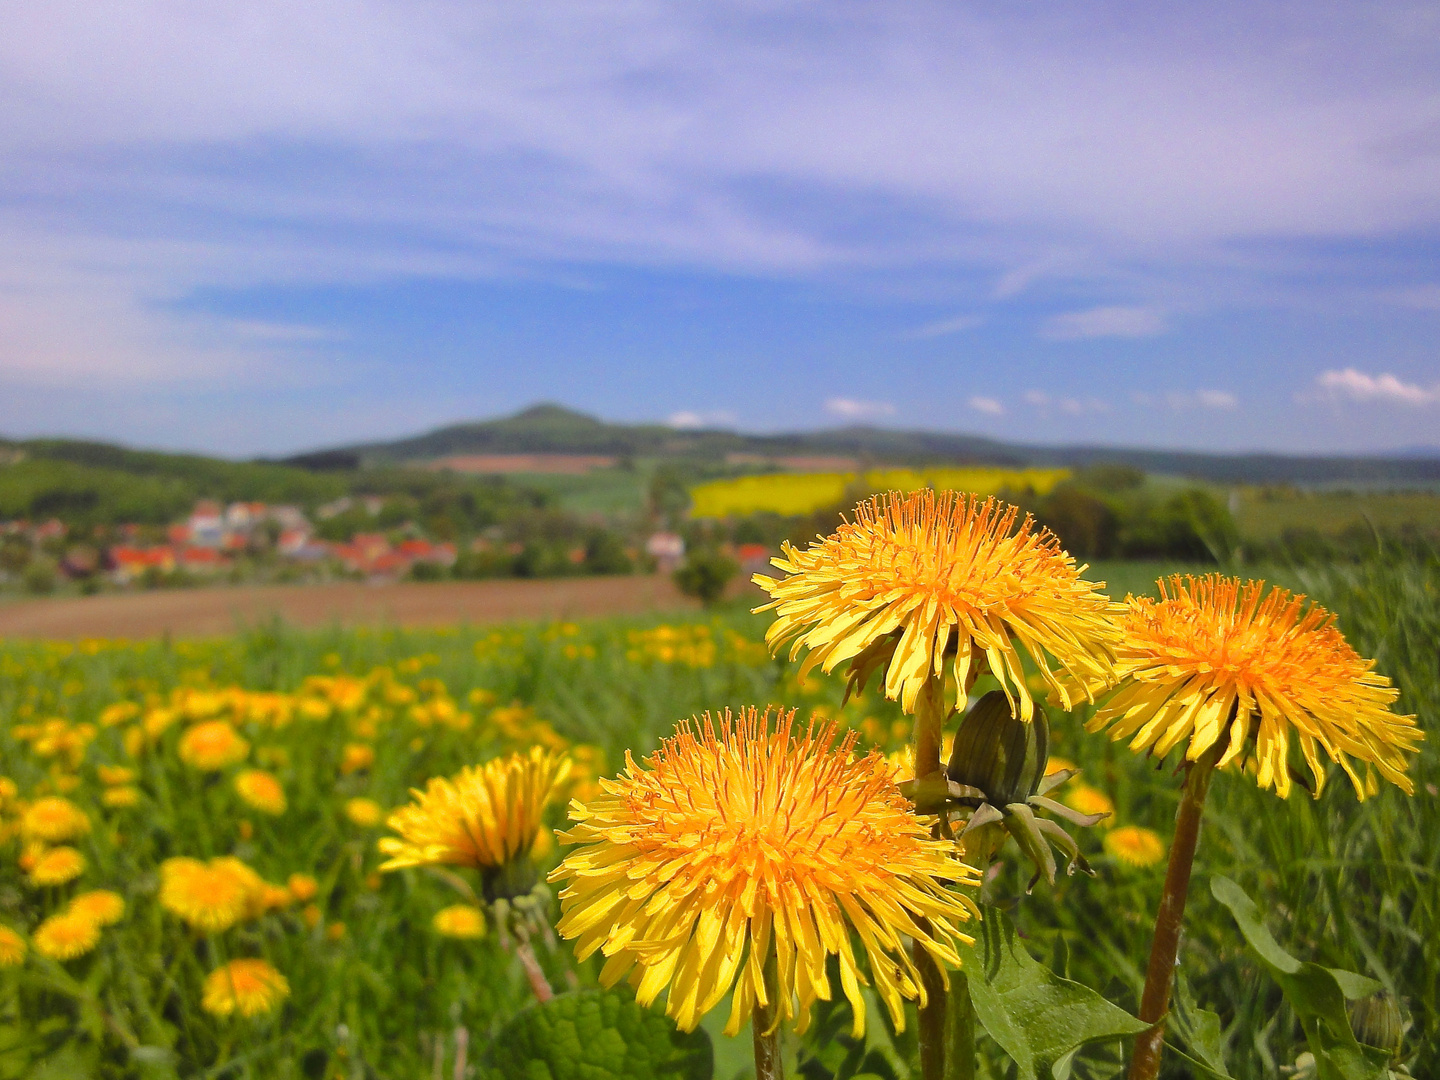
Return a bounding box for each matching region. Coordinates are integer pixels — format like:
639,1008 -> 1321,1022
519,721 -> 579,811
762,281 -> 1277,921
0,556 -> 1434,1078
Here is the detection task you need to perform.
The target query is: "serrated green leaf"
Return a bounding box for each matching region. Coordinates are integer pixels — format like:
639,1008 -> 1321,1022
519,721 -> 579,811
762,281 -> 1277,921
479,988 -> 713,1080
961,907 -> 1147,1080
1165,973 -> 1232,1079
1209,876 -> 1389,1080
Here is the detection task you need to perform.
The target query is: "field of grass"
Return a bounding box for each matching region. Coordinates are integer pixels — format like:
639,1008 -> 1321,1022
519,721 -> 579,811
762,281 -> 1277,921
1231,487 -> 1440,540
0,556 -> 1434,1078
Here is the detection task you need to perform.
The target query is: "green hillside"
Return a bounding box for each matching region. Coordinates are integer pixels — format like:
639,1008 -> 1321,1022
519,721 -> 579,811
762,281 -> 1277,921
319,403 -> 1440,486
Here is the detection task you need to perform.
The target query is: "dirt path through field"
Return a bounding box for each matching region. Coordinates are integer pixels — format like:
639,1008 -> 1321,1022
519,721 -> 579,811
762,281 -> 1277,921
0,576 -> 706,640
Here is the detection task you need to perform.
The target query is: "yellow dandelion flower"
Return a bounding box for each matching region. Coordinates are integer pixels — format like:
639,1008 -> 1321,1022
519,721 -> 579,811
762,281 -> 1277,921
326,921 -> 346,941
20,797 -> 90,843
339,743 -> 375,775
0,777 -> 16,806
233,770 -> 286,815
379,747 -> 570,872
1044,755 -> 1077,777
33,912 -> 100,960
0,927 -> 24,967
1090,575 -> 1423,799
68,890 -> 125,926
301,903 -> 321,928
159,856 -> 263,933
177,721 -> 250,771
286,873 -> 318,903
550,709 -> 981,1038
432,904 -> 487,939
1104,826 -> 1166,868
1063,784 -> 1114,824
0,926 -> 25,966
28,846 -> 86,887
344,798 -> 384,828
754,490 -> 1120,720
202,959 -> 290,1018
96,765 -> 135,785
102,785 -> 142,808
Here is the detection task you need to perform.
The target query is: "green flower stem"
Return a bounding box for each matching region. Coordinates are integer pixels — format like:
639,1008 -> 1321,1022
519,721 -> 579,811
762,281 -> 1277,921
946,969 -> 975,1080
753,949 -> 784,1080
1127,741 -> 1222,1080
514,940 -> 553,1003
914,676 -> 947,780
913,674 -> 949,1080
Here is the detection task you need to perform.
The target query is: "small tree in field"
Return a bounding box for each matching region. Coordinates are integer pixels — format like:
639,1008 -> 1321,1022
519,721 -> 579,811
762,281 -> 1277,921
673,549 -> 737,606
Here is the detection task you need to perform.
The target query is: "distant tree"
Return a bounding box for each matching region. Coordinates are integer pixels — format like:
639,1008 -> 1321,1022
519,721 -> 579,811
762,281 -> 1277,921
673,549 -> 738,606
582,530 -> 633,575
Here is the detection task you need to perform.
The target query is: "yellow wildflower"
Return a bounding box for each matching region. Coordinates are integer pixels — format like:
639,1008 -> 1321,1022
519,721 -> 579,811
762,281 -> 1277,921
1090,575 -> 1423,798
233,770 -> 286,815
177,721 -> 250,771
379,748 -> 569,872
339,743 -> 375,775
754,490 -> 1120,719
202,959 -> 290,1018
28,846 -> 86,887
67,890 -> 125,926
1104,826 -> 1166,868
102,786 -> 142,808
159,856 -> 263,933
33,913 -> 100,961
0,926 -> 25,966
551,709 -> 981,1037
344,798 -> 384,828
286,873 -> 318,903
20,797 -> 90,844
432,904 -> 487,939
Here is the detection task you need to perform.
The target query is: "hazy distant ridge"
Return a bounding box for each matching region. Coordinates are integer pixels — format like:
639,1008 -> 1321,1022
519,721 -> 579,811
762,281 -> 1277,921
301,404 -> 1440,486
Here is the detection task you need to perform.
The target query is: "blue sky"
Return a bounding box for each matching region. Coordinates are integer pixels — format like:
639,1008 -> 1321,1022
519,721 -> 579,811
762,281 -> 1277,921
1,1 -> 1438,456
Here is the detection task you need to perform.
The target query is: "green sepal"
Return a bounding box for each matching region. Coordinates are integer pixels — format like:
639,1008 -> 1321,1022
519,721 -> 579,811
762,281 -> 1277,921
961,906 -> 1147,1080
478,988 -> 713,1080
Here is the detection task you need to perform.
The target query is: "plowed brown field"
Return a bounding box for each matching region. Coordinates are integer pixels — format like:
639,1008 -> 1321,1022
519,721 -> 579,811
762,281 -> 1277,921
0,576 -> 706,640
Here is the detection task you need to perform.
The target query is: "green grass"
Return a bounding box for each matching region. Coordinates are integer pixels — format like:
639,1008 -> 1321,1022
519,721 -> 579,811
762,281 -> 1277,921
0,555 -> 1434,1078
1232,487 -> 1440,540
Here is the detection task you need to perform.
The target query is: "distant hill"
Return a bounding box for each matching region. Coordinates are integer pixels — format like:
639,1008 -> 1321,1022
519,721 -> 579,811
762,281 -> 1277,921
304,403 -> 1440,487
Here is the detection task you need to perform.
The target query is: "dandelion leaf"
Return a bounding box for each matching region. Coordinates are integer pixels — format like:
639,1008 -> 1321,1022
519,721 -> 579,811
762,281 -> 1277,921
479,988 -> 713,1080
1164,972 -> 1233,1079
1210,876 -> 1390,1080
963,907 -> 1147,1080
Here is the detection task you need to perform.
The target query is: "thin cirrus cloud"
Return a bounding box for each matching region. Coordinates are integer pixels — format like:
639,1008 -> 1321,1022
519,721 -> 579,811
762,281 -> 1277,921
1130,390 -> 1238,410
825,398 -> 896,421
1023,390 -> 1109,415
904,315 -> 984,340
1315,369 -> 1439,405
968,396 -> 1004,416
666,409 -> 738,429
1039,306 -> 1168,341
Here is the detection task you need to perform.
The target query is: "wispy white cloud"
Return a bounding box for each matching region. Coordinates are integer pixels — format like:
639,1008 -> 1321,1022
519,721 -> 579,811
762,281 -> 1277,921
825,398 -> 896,421
1040,306 -> 1168,341
1023,390 -> 1108,415
1315,368 -> 1438,405
968,396 -> 1004,416
1131,390 -> 1238,410
905,314 -> 983,340
666,409 -> 737,429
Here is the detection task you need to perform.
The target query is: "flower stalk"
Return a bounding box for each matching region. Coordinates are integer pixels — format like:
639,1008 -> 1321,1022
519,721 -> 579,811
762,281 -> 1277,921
753,949 -> 783,1080
1127,739 -> 1221,1080
912,674 -> 951,1080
